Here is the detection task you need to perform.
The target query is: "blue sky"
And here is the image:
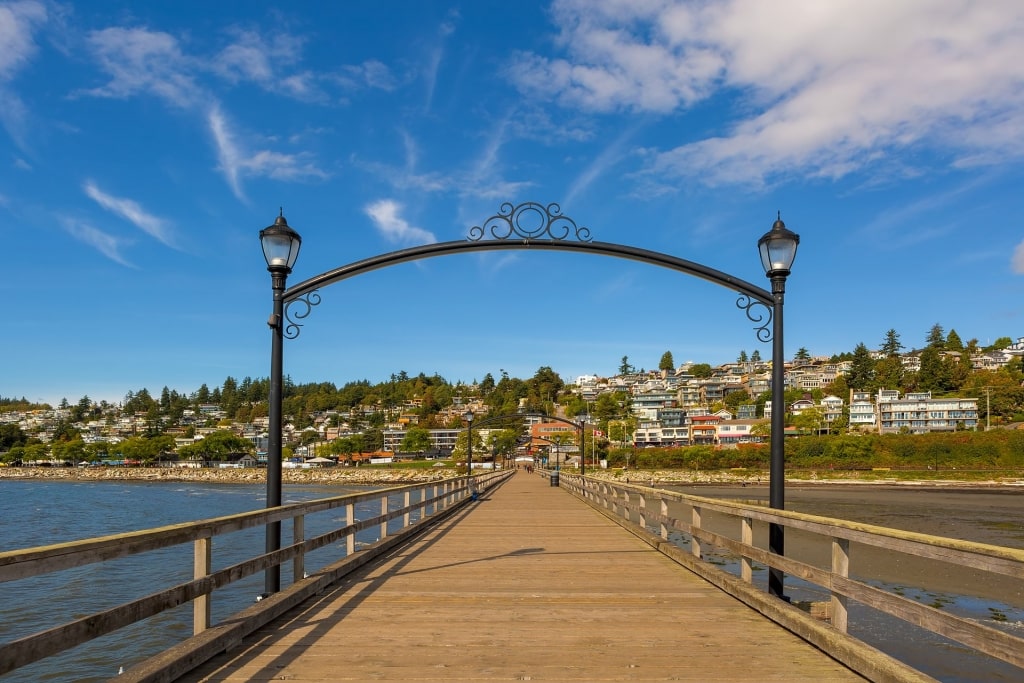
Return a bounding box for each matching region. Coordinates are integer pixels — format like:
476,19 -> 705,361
2,0 -> 1024,407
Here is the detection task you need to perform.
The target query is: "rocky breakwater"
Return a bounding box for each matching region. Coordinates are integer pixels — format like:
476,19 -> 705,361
0,466 -> 456,486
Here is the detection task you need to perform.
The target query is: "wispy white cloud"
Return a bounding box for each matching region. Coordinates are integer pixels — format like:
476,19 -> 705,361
509,0 -> 1024,186
0,0 -> 46,80
208,106 -> 327,201
83,26 -> 198,108
333,59 -> 398,93
61,217 -> 134,267
1013,241 -> 1024,275
364,199 -> 437,245
83,180 -> 177,248
210,29 -> 326,101
564,124 -> 638,205
422,12 -> 458,110
211,29 -> 301,83
0,0 -> 48,146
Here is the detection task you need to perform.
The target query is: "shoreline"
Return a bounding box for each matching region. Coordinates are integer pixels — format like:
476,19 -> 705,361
0,465 -> 455,486
1,465 -> 1022,488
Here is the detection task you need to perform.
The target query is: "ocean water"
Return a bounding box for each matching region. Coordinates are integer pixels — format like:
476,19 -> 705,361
0,479 -> 387,682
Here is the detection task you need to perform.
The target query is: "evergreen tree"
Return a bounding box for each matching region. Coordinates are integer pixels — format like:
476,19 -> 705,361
751,349 -> 761,363
874,356 -> 904,391
917,346 -> 948,391
926,323 -> 946,349
659,351 -> 675,373
880,329 -> 903,356
847,343 -> 875,390
737,350 -> 748,364
618,356 -> 633,375
946,329 -> 964,351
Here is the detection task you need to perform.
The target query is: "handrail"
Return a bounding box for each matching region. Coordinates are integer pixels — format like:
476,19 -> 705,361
559,472 -> 1024,674
0,470 -> 512,678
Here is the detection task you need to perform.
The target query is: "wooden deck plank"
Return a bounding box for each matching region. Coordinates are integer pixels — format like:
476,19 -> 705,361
179,472 -> 866,682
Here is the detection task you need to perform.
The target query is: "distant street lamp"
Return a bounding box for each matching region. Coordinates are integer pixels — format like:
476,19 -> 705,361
463,409 -> 474,493
577,419 -> 584,477
758,213 -> 799,600
260,210 -> 302,595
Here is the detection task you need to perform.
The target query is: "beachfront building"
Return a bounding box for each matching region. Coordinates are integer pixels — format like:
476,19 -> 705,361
876,390 -> 979,434
381,428 -> 462,454
849,391 -> 877,431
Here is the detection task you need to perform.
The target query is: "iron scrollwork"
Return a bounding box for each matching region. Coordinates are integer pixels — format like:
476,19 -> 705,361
468,201 -> 592,242
737,294 -> 773,342
283,290 -> 321,340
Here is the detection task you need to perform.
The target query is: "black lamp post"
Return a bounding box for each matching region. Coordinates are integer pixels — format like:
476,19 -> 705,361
758,213 -> 799,600
260,210 -> 301,595
463,409 -> 474,493
579,418 -> 585,477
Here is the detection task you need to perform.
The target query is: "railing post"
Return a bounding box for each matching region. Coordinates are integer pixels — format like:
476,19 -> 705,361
293,513 -> 305,583
831,537 -> 850,632
741,516 -> 753,583
691,505 -> 702,559
380,495 -> 388,541
346,501 -> 355,556
193,536 -> 211,634
660,497 -> 669,540
404,490 -> 411,529
639,493 -> 647,530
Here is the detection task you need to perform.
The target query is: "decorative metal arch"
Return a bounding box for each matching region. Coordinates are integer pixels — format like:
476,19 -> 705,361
281,201 -> 774,341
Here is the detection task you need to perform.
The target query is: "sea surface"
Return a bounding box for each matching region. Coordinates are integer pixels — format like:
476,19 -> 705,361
2,480 -> 1023,682
0,479 -> 387,682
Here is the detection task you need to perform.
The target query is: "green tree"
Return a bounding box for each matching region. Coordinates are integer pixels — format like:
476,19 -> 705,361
0,424 -> 27,451
988,337 -> 1014,351
880,329 -> 903,357
690,363 -> 713,378
946,329 -> 964,351
400,427 -> 432,453
178,430 -> 253,461
659,351 -> 675,373
737,350 -> 748,364
847,343 -> 875,390
618,356 -> 633,375
874,355 -> 904,391
926,323 -> 946,348
792,407 -> 824,434
916,347 -> 948,392
363,428 -> 384,452
794,347 -> 811,362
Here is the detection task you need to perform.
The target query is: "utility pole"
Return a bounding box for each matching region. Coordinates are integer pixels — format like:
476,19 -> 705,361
983,386 -> 992,431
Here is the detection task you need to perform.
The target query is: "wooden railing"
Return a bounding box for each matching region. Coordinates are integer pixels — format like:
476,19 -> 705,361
559,472 -> 1024,676
0,470 -> 511,678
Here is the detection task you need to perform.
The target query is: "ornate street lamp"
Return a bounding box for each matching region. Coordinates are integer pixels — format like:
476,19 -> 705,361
260,210 -> 301,595
463,409 -> 474,494
758,213 -> 799,600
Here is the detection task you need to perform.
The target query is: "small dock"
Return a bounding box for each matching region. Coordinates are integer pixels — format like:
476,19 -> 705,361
176,472 -> 866,682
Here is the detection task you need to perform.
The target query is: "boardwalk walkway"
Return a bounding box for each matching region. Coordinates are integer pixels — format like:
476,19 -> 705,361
179,472 -> 866,682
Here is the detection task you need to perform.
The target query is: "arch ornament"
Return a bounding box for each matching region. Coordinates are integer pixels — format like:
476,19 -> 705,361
281,201 -> 774,341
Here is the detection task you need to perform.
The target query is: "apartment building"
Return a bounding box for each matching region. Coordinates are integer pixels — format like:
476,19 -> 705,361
877,390 -> 979,434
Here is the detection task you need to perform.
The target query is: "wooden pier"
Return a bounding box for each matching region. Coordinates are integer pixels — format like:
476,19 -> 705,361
168,472 -> 872,682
